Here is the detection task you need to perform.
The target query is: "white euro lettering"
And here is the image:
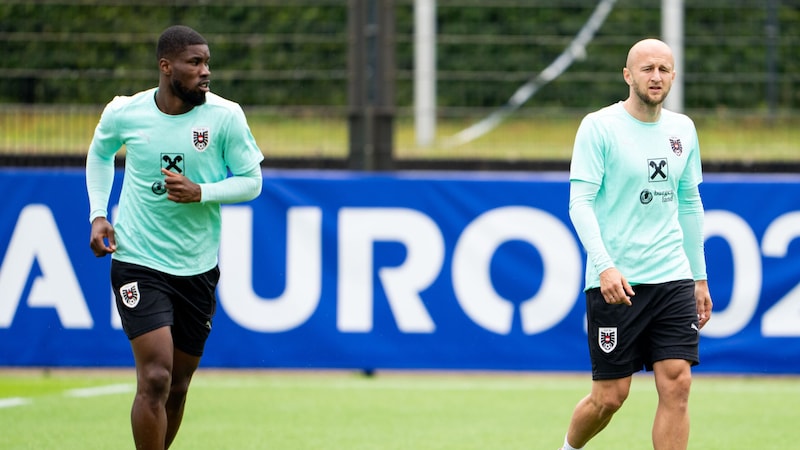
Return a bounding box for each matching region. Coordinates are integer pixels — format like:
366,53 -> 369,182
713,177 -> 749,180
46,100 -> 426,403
218,206 -> 322,332
701,210 -> 761,338
0,205 -> 93,328
337,208 -> 442,333
761,211 -> 800,336
452,206 -> 581,335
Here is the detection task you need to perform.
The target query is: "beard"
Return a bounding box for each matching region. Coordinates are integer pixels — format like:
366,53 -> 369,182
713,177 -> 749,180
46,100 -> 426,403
171,78 -> 207,107
633,81 -> 669,106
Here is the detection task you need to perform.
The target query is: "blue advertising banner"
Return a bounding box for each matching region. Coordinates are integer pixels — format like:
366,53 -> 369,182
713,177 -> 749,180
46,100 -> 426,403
1,168 -> 799,373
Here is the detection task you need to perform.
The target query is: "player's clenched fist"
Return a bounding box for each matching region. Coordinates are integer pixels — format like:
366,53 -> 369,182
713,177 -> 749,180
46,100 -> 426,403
161,168 -> 201,203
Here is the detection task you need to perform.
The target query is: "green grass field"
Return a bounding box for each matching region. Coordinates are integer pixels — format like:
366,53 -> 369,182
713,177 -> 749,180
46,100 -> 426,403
1,369 -> 798,449
1,107 -> 798,163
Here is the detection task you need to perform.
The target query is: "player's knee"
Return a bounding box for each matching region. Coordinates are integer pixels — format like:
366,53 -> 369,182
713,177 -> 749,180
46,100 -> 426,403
657,363 -> 692,392
675,370 -> 692,391
665,374 -> 692,402
169,376 -> 192,399
138,365 -> 172,399
602,396 -> 626,414
592,391 -> 627,416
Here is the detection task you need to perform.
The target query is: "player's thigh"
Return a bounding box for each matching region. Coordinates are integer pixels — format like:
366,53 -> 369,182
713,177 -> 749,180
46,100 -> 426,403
586,288 -> 650,379
170,265 -> 220,357
111,260 -> 175,340
130,326 -> 175,375
648,280 -> 699,364
652,359 -> 692,399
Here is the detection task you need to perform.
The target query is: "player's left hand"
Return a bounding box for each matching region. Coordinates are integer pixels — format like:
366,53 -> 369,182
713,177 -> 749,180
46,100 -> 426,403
161,168 -> 201,203
695,279 -> 713,329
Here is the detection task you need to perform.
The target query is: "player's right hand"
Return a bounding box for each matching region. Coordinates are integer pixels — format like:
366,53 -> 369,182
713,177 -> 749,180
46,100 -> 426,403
89,217 -> 117,257
599,267 -> 635,306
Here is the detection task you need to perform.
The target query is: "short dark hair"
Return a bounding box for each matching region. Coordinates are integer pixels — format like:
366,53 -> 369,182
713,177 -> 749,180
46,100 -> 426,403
156,25 -> 207,60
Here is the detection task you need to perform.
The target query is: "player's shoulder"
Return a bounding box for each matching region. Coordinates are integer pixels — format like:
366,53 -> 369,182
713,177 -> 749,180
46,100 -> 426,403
660,108 -> 696,128
202,92 -> 244,114
583,102 -> 626,123
577,102 -> 626,133
104,88 -> 156,114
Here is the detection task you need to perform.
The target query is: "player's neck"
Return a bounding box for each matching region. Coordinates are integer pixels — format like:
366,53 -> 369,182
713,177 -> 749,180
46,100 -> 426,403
154,88 -> 195,116
622,97 -> 662,123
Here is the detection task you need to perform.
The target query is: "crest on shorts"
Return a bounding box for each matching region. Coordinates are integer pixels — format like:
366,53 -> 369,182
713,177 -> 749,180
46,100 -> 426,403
669,137 -> 683,156
192,127 -> 210,151
598,327 -> 617,353
119,282 -> 140,309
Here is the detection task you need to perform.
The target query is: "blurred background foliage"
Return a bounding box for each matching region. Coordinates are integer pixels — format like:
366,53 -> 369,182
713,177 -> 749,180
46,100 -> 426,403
0,0 -> 797,164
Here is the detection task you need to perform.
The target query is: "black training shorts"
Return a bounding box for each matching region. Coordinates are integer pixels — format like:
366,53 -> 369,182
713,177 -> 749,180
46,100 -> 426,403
110,260 -> 220,357
585,279 -> 699,380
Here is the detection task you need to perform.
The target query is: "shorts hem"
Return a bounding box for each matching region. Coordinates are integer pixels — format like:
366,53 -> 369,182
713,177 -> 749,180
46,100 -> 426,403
174,344 -> 204,358
592,370 -> 639,381
651,354 -> 700,367
125,321 -> 172,341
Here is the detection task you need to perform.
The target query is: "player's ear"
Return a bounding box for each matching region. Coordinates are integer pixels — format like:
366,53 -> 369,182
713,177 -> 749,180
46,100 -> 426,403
159,58 -> 171,76
622,67 -> 632,86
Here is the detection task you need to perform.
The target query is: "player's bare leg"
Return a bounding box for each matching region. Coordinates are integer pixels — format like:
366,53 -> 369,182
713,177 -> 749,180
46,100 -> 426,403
564,377 -> 632,448
652,359 -> 692,450
130,326 -> 174,450
164,349 -> 201,448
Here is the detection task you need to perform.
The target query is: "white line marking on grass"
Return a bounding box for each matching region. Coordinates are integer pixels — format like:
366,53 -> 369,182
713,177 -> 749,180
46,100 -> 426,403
194,376 -> 583,393
0,397 -> 31,409
65,384 -> 134,398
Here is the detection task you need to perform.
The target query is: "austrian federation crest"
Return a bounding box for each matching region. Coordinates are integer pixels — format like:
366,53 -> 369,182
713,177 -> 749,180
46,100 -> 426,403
119,281 -> 140,309
598,327 -> 617,353
192,127 -> 210,151
669,137 -> 683,156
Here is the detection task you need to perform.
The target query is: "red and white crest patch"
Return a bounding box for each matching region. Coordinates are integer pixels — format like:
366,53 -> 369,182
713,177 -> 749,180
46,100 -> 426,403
192,127 -> 210,151
119,281 -> 140,309
598,327 -> 617,353
669,137 -> 683,156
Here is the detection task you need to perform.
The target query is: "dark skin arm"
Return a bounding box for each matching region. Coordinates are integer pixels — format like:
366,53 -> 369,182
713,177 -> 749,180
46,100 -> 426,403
88,169 -> 201,257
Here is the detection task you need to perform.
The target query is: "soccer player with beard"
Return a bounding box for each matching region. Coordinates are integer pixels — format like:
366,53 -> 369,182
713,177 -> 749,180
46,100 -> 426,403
86,25 -> 263,449
559,39 -> 713,449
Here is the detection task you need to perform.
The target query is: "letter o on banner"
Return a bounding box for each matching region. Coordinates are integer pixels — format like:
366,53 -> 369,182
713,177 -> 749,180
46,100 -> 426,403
452,206 -> 582,335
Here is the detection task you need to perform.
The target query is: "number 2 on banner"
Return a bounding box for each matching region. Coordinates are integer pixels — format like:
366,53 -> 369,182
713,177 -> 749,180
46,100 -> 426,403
761,211 -> 800,337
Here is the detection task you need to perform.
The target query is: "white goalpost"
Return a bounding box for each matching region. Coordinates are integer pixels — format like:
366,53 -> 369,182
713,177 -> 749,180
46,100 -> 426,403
414,0 -> 436,148
662,0 -> 684,112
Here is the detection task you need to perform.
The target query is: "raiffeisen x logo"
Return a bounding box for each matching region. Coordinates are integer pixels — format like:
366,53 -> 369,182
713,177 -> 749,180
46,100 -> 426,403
648,158 -> 668,181
161,154 -> 184,174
